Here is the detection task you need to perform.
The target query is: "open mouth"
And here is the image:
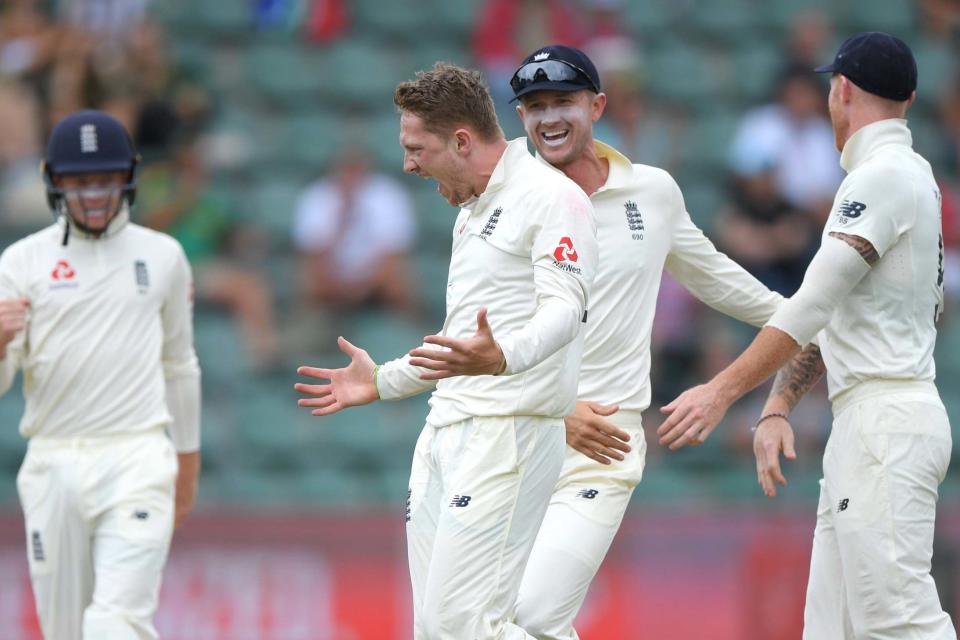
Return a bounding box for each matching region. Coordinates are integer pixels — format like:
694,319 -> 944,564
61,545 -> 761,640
541,129 -> 569,147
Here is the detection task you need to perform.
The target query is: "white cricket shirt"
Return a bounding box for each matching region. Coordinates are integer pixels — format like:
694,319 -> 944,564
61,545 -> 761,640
377,138 -> 598,426
818,119 -> 944,400
575,141 -> 783,411
0,212 -> 201,441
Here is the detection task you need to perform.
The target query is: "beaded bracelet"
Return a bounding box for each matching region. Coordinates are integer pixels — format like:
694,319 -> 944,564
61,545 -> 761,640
752,412 -> 789,432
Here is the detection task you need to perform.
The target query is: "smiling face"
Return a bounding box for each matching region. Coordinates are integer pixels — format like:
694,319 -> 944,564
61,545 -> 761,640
517,89 -> 605,167
54,170 -> 128,232
399,110 -> 475,206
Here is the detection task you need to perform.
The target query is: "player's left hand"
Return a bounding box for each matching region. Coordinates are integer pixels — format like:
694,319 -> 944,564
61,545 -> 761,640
174,451 -> 200,529
753,416 -> 797,498
657,382 -> 731,450
408,308 -> 505,380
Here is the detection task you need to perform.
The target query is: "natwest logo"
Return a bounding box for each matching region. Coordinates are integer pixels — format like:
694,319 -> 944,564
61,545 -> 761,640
51,259 -> 76,280
553,237 -> 578,263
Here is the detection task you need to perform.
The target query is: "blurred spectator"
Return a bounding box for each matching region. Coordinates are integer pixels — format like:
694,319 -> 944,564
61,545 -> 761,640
0,82 -> 48,226
588,37 -> 682,171
473,0 -> 586,104
729,64 -> 842,222
783,11 -> 833,69
0,0 -> 57,81
137,107 -> 279,371
47,2 -> 168,131
57,0 -> 151,40
714,168 -> 817,296
0,0 -> 56,227
941,75 -> 960,178
292,146 -> 417,316
917,0 -> 960,40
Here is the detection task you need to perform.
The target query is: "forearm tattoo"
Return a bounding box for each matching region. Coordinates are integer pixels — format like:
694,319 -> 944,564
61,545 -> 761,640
829,231 -> 879,265
770,343 -> 826,412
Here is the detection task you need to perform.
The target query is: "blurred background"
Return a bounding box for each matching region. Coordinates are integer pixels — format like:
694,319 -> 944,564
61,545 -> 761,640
0,0 -> 958,638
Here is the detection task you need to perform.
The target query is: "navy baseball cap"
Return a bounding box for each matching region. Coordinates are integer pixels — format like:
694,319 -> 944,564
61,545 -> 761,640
814,32 -> 917,101
510,45 -> 601,102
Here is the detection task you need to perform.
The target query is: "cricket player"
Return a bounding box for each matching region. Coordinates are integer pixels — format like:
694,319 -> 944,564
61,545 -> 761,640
658,33 -> 956,639
504,45 -> 785,639
0,110 -> 201,639
295,63 -> 597,639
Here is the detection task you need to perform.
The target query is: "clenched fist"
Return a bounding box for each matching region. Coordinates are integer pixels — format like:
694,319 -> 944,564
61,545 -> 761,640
0,298 -> 29,359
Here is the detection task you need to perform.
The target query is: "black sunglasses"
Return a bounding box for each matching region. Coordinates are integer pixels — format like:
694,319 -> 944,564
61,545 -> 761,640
510,59 -> 600,95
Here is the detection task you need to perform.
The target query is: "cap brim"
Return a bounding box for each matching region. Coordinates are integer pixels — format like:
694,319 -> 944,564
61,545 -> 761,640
510,81 -> 595,102
814,62 -> 837,73
48,161 -> 132,175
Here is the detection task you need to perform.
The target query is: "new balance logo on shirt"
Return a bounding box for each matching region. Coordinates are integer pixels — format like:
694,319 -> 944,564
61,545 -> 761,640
838,200 -> 866,219
577,489 -> 599,500
838,498 -> 850,512
449,495 -> 472,508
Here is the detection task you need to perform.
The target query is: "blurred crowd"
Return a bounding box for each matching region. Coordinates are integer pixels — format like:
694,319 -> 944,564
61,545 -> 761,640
1,0 -> 959,497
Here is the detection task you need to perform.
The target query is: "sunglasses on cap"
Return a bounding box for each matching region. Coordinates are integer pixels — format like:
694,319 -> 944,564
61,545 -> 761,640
510,59 -> 600,95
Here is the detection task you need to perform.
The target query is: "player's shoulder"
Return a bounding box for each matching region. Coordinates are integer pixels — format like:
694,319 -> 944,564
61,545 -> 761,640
628,163 -> 681,193
0,224 -> 61,261
842,157 -> 914,201
126,223 -> 188,258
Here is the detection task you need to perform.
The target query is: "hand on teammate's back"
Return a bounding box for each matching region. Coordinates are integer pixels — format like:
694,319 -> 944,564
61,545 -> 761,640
752,417 -> 797,498
565,401 -> 630,465
0,297 -> 29,358
296,337 -> 378,416
657,382 -> 731,450
408,308 -> 506,380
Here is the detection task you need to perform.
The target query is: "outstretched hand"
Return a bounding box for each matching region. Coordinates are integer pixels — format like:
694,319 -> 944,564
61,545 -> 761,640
656,382 -> 731,450
408,308 -> 505,380
295,336 -> 378,416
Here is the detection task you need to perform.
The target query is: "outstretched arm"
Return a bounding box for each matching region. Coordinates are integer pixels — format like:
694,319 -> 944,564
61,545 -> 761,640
657,234 -> 873,450
753,343 -> 826,497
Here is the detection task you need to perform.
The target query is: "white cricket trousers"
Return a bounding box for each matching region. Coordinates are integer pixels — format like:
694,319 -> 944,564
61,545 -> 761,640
804,380 -> 956,640
16,428 -> 177,640
514,410 -> 646,640
406,415 -> 566,640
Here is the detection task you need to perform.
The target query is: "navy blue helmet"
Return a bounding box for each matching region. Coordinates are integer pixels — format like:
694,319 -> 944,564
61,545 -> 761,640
43,110 -> 140,238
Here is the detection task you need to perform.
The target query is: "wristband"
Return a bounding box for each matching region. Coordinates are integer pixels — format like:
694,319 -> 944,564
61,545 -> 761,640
372,365 -> 381,398
752,412 -> 788,432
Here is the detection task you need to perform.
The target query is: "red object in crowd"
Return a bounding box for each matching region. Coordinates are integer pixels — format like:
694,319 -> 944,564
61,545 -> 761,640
473,0 -> 586,66
305,0 -> 348,43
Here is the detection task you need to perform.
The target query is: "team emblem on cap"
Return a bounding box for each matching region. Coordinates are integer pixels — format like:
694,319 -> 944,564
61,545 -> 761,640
534,52 -> 550,61
80,124 -> 98,153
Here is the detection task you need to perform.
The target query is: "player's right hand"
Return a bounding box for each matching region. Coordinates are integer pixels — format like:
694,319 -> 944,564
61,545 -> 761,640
0,297 -> 29,358
295,336 -> 378,416
753,416 -> 797,498
565,401 -> 630,465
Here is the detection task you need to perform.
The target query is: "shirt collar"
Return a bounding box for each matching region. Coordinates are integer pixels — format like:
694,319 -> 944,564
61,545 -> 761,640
484,138 -> 529,194
533,139 -> 634,193
460,138 -> 529,211
592,140 -> 635,192
840,118 -> 912,173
